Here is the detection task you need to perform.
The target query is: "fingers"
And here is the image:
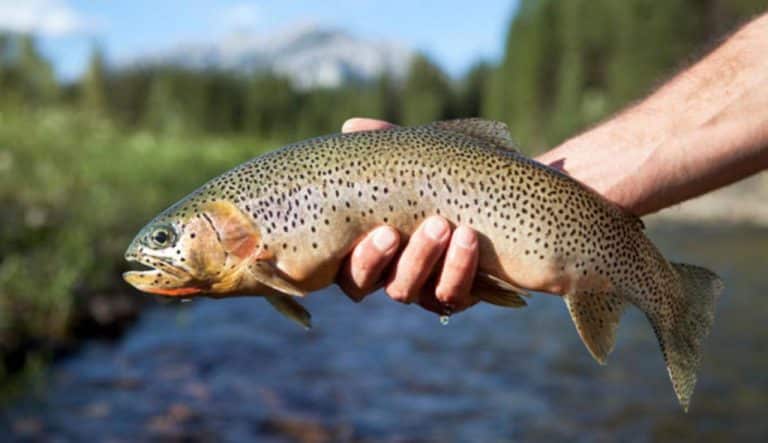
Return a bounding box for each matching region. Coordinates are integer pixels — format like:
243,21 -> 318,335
435,226 -> 479,312
416,282 -> 446,315
338,226 -> 400,301
341,118 -> 395,133
385,217 -> 451,304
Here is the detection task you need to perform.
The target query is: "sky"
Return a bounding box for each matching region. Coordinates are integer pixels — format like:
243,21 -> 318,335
0,0 -> 520,80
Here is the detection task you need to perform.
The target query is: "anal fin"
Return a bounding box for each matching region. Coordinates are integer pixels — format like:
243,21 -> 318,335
565,290 -> 626,364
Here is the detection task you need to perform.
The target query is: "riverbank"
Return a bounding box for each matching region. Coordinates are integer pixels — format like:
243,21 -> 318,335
646,173 -> 768,227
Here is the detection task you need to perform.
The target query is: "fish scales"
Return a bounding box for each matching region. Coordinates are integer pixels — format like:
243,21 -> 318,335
204,125 -> 626,286
123,119 -> 723,411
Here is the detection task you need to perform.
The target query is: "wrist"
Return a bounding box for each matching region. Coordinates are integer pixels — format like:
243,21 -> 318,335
536,115 -> 662,215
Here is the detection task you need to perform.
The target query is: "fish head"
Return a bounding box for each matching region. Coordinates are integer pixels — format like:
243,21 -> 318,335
123,198 -> 261,298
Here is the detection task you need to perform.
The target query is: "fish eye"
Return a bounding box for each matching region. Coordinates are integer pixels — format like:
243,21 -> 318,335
148,226 -> 176,249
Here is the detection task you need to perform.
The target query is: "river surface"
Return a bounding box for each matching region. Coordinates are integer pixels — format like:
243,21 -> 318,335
2,224 -> 767,442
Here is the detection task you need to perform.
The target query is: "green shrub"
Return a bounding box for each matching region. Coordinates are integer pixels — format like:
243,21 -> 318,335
0,106 -> 281,388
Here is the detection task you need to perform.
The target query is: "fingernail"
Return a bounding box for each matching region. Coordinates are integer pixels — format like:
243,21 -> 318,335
424,217 -> 449,241
454,226 -> 476,249
341,119 -> 359,133
372,228 -> 398,253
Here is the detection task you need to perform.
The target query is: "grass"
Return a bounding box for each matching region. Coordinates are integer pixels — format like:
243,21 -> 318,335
0,106 -> 283,392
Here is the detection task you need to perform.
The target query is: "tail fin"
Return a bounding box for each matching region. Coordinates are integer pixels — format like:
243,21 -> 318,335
647,263 -> 723,412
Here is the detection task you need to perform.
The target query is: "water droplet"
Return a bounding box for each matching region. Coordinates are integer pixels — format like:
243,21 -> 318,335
439,315 -> 450,326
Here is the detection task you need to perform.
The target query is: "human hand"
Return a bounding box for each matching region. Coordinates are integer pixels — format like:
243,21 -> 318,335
336,118 -> 480,315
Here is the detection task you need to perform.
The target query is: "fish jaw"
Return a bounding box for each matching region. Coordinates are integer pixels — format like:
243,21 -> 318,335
122,270 -> 203,296
123,253 -> 205,297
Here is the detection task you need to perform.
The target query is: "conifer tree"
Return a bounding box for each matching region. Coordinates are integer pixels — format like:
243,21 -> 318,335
81,45 -> 108,114
401,53 -> 453,125
18,35 -> 58,105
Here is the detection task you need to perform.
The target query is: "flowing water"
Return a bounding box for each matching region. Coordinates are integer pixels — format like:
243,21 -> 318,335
2,224 -> 767,442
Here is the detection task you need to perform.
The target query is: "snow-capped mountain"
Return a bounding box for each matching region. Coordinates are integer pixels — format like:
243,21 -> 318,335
132,24 -> 414,89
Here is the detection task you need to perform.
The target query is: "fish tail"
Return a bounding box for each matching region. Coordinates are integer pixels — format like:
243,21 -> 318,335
645,262 -> 723,412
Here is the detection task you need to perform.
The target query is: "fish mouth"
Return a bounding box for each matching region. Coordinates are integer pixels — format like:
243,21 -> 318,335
123,254 -> 203,297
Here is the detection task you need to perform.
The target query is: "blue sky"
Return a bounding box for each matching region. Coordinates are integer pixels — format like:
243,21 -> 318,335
0,0 -> 520,80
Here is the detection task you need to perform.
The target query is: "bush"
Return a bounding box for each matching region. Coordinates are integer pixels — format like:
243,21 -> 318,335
0,106 -> 281,390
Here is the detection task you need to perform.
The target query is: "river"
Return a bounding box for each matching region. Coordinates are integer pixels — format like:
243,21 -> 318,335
2,224 -> 767,442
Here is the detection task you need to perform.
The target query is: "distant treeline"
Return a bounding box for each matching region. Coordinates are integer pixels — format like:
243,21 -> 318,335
1,0 -> 765,148
0,31 -> 484,140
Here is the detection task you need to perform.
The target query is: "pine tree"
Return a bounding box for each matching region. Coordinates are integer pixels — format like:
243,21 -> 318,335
201,71 -> 246,133
143,70 -> 182,133
401,53 -> 453,126
482,0 -> 765,150
373,72 -> 401,123
483,0 -> 561,150
80,45 -> 108,114
18,34 -> 58,105
0,32 -> 14,103
244,73 -> 297,136
457,61 -> 491,118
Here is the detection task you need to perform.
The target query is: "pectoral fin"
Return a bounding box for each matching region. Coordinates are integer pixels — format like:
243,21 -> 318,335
265,295 -> 312,329
250,260 -> 308,297
473,272 -> 530,308
474,289 -> 528,308
250,260 -> 312,328
476,272 -> 531,296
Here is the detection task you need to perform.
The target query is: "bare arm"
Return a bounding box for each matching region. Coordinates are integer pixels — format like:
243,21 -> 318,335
538,13 -> 768,215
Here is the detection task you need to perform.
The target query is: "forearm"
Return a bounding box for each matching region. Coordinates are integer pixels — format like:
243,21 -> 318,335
537,13 -> 768,216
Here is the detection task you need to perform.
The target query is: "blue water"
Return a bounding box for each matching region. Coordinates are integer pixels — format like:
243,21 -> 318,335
3,224 -> 767,442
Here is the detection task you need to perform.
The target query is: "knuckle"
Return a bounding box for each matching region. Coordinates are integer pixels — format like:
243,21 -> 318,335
387,285 -> 413,304
435,284 -> 464,304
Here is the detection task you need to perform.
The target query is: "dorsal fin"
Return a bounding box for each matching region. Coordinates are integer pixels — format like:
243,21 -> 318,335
426,118 -> 519,152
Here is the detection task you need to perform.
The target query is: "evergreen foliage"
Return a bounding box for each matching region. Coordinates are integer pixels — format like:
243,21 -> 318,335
486,0 -> 767,149
401,53 -> 454,125
80,46 -> 108,114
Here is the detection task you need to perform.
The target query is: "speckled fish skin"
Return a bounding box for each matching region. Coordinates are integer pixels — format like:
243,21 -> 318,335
123,119 -> 723,411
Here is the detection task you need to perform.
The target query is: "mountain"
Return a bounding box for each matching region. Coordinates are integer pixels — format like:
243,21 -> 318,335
132,24 -> 414,89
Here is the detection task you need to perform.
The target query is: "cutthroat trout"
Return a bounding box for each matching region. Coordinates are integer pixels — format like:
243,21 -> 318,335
123,119 -> 723,411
